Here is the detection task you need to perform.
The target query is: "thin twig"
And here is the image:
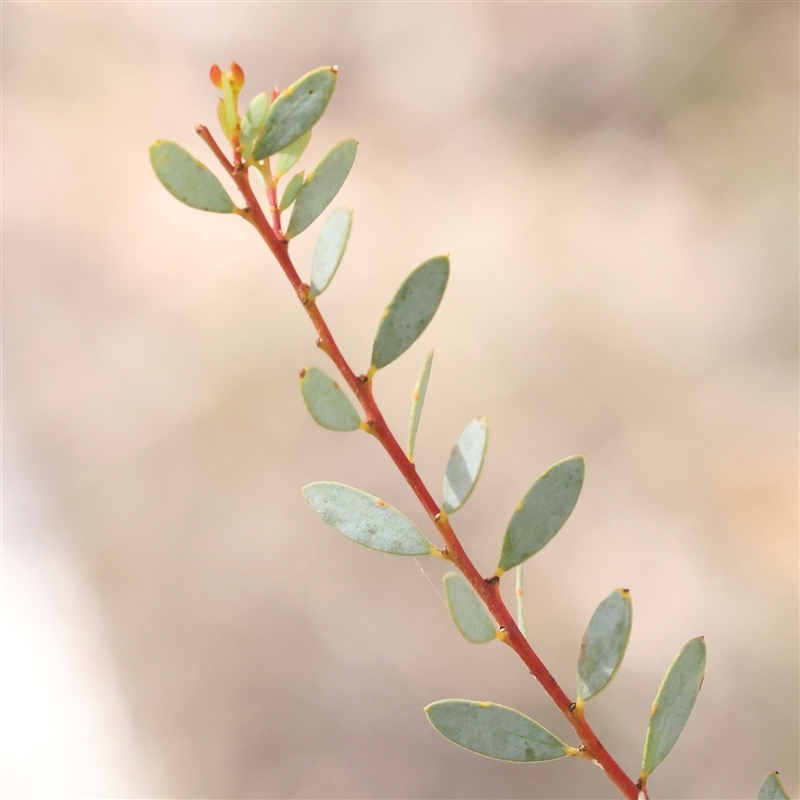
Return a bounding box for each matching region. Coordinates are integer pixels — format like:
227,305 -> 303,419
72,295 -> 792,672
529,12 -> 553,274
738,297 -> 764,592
198,124 -> 644,800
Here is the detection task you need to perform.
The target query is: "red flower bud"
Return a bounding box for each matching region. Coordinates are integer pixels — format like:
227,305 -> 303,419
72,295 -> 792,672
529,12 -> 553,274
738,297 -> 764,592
230,61 -> 245,92
209,64 -> 223,89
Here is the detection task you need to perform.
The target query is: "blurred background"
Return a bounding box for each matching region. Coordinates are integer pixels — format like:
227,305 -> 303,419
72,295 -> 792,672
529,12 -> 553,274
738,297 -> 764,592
2,3 -> 797,798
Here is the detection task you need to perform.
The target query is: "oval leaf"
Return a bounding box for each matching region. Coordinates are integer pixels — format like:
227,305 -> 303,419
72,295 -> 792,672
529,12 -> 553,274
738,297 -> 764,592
641,636 -> 707,779
279,172 -> 305,212
303,482 -> 435,556
443,416 -> 488,514
300,367 -> 360,431
310,208 -> 352,296
443,572 -> 496,644
150,140 -> 234,213
577,589 -> 632,702
407,349 -> 434,460
286,139 -> 357,239
252,66 -> 337,159
425,700 -> 571,762
496,456 -> 584,574
275,129 -> 311,178
758,772 -> 790,800
371,256 -> 450,371
241,92 -> 270,160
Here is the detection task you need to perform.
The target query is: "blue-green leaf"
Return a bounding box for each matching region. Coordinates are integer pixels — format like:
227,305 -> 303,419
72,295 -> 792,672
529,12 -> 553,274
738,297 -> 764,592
252,66 -> 337,160
577,589 -> 632,702
425,700 -> 572,762
300,366 -> 360,432
149,140 -> 234,213
443,572 -> 496,644
407,350 -> 434,460
275,130 -> 311,178
443,416 -> 488,514
371,256 -> 449,371
496,456 -> 584,574
279,172 -> 304,212
641,636 -> 707,779
286,139 -> 357,239
303,482 -> 435,556
241,92 -> 270,161
758,772 -> 790,800
310,208 -> 352,297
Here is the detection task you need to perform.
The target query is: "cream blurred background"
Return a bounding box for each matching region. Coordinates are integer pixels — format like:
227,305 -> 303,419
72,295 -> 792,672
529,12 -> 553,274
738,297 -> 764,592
2,3 -> 797,798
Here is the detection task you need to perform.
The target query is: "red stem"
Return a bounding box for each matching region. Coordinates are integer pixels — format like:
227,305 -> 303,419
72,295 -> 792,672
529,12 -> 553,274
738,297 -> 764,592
197,124 -> 644,800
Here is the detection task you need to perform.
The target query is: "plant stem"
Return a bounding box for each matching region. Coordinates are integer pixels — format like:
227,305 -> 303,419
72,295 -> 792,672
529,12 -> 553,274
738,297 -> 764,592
197,124 -> 645,800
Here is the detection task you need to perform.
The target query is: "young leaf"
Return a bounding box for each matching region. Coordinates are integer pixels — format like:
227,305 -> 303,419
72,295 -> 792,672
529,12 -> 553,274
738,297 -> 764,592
577,589 -> 632,702
252,66 -> 337,159
443,572 -> 496,644
217,97 -> 234,142
371,256 -> 450,371
310,208 -> 352,297
641,636 -> 707,779
425,700 -> 572,762
496,456 -> 584,574
275,129 -> 311,178
279,172 -> 305,211
442,416 -> 488,514
286,139 -> 358,239
758,772 -> 790,800
300,366 -> 360,431
303,482 -> 435,556
240,92 -> 270,160
150,140 -> 234,213
407,350 -> 434,460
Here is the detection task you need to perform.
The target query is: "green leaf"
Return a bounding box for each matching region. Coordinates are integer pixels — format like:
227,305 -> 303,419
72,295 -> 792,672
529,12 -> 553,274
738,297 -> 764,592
300,366 -> 360,431
758,772 -> 790,800
279,172 -> 304,212
286,139 -> 358,239
310,208 -> 352,296
443,416 -> 488,514
443,572 -> 496,644
252,66 -> 337,160
496,456 -> 584,574
149,140 -> 234,213
641,636 -> 707,779
241,92 -> 270,160
425,700 -> 572,762
217,98 -> 234,142
577,589 -> 633,702
371,256 -> 450,371
407,349 -> 434,460
303,482 -> 435,556
275,129 -> 311,178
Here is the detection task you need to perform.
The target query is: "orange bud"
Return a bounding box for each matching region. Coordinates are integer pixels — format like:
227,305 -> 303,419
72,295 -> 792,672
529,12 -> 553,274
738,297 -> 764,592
209,63 -> 223,89
272,85 -> 281,101
230,61 -> 245,91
